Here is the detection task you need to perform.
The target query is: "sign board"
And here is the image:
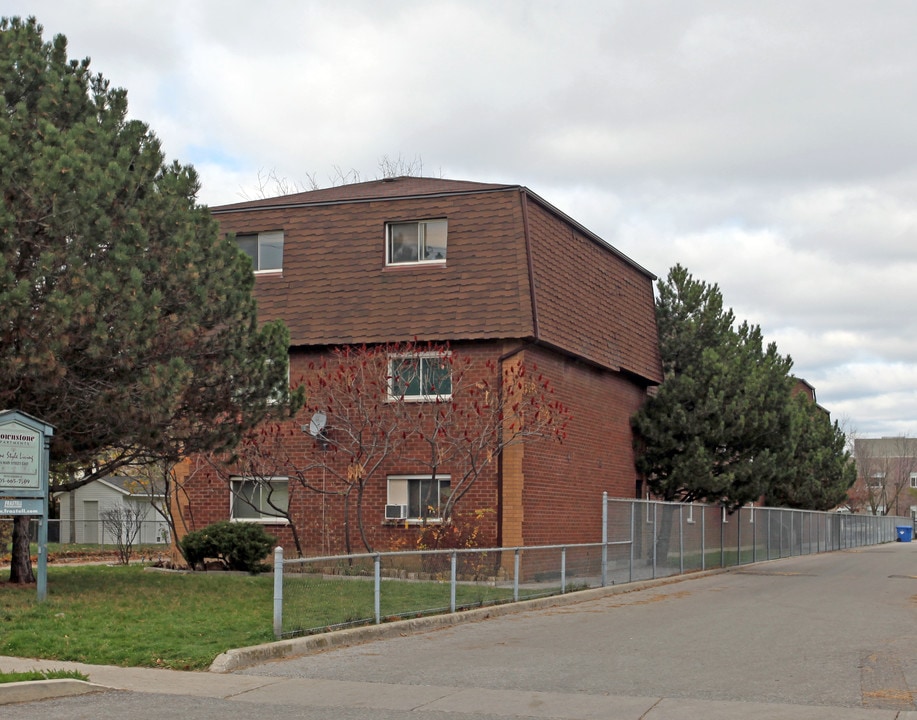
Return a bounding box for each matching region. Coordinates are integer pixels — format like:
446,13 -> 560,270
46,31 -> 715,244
0,410 -> 55,602
0,497 -> 44,515
0,420 -> 43,496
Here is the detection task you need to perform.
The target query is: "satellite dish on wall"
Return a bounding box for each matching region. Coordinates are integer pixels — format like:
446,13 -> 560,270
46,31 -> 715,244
308,411 -> 327,437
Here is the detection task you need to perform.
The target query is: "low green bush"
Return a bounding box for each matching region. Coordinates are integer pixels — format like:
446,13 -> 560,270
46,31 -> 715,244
180,521 -> 276,573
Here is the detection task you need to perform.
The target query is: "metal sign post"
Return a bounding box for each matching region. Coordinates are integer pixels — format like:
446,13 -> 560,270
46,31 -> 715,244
0,410 -> 54,601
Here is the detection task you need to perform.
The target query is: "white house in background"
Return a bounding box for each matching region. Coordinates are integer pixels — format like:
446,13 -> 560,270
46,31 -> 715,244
56,476 -> 170,545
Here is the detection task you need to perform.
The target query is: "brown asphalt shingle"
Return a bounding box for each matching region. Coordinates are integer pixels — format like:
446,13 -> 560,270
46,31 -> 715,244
212,177 -> 662,385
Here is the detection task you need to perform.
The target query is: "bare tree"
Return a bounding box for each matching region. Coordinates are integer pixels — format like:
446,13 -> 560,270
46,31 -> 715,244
216,429 -> 320,558
377,153 -> 425,179
239,167 -> 320,200
100,503 -> 145,565
854,439 -> 891,514
125,457 -> 207,567
298,345 -> 408,553
220,342 -> 570,556
394,351 -> 571,522
240,154 -> 434,201
225,344 -> 407,555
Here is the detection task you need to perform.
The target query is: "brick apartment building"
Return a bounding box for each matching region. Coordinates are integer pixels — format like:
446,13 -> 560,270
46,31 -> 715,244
179,177 -> 663,555
851,437 -> 917,517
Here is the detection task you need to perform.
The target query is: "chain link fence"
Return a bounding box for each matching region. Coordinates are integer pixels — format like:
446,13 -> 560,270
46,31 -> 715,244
0,518 -> 170,550
272,498 -> 909,639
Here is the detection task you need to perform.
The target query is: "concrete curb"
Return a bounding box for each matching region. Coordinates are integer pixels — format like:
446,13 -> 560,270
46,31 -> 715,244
0,679 -> 107,705
209,567 -> 731,673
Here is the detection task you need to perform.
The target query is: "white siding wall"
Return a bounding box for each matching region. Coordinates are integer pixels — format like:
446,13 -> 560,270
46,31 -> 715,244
56,482 -> 170,545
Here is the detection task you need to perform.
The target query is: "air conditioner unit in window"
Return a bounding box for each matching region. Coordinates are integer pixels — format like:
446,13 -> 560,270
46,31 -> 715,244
385,504 -> 409,520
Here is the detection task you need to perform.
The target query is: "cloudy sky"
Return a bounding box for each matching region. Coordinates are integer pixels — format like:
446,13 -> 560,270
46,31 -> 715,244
10,1 -> 917,438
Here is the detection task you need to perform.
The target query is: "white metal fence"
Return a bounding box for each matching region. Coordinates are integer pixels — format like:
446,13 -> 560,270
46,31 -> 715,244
272,497 -> 910,639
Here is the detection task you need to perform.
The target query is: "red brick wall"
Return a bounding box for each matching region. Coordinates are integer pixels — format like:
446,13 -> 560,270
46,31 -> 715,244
515,346 -> 648,546
181,340 -> 650,556
182,344 -> 503,555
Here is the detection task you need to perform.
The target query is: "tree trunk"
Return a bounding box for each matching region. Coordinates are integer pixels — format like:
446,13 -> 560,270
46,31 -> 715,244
342,490 -> 353,557
9,516 -> 35,584
356,480 -> 373,553
281,518 -> 300,558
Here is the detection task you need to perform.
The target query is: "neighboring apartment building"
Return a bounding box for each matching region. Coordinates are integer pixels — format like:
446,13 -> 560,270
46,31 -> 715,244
180,177 -> 663,555
851,437 -> 917,517
793,378 -> 817,404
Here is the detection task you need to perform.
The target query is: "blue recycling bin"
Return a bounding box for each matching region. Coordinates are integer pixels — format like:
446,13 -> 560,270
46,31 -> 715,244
896,526 -> 913,542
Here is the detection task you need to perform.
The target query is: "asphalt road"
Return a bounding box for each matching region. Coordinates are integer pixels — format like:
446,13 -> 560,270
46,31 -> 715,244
4,544 -> 917,719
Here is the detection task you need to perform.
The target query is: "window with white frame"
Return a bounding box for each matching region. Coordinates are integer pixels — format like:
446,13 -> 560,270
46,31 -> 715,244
237,230 -> 284,272
867,472 -> 885,489
386,219 -> 447,265
910,473 -> 917,489
230,477 -> 289,522
387,475 -> 452,521
388,353 -> 452,401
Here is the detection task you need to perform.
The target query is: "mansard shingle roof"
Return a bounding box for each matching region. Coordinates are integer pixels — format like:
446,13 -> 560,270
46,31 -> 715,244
211,177 -> 662,384
213,177 -> 516,211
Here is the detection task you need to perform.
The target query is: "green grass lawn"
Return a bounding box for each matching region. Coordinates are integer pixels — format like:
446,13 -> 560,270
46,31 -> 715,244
279,573 -> 516,636
0,669 -> 88,684
0,564 -> 519,671
0,565 -> 275,671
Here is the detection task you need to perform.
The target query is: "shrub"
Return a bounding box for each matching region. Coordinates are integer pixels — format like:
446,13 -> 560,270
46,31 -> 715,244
179,521 -> 276,573
413,508 -> 494,579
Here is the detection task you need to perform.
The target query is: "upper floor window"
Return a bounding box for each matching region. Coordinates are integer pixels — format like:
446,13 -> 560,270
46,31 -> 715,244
237,231 -> 284,272
910,472 -> 917,489
388,353 -> 452,402
386,220 -> 447,265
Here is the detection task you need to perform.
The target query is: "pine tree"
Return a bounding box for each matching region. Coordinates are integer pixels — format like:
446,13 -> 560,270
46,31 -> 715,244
631,265 -> 795,510
767,393 -> 856,511
0,17 -> 297,582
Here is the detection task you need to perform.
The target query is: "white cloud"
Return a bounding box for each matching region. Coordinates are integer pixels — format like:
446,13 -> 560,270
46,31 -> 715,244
817,363 -> 917,438
9,0 -> 917,436
775,182 -> 917,265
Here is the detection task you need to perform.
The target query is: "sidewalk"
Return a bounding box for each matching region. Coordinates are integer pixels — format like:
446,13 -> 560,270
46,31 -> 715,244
0,654 -> 911,719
